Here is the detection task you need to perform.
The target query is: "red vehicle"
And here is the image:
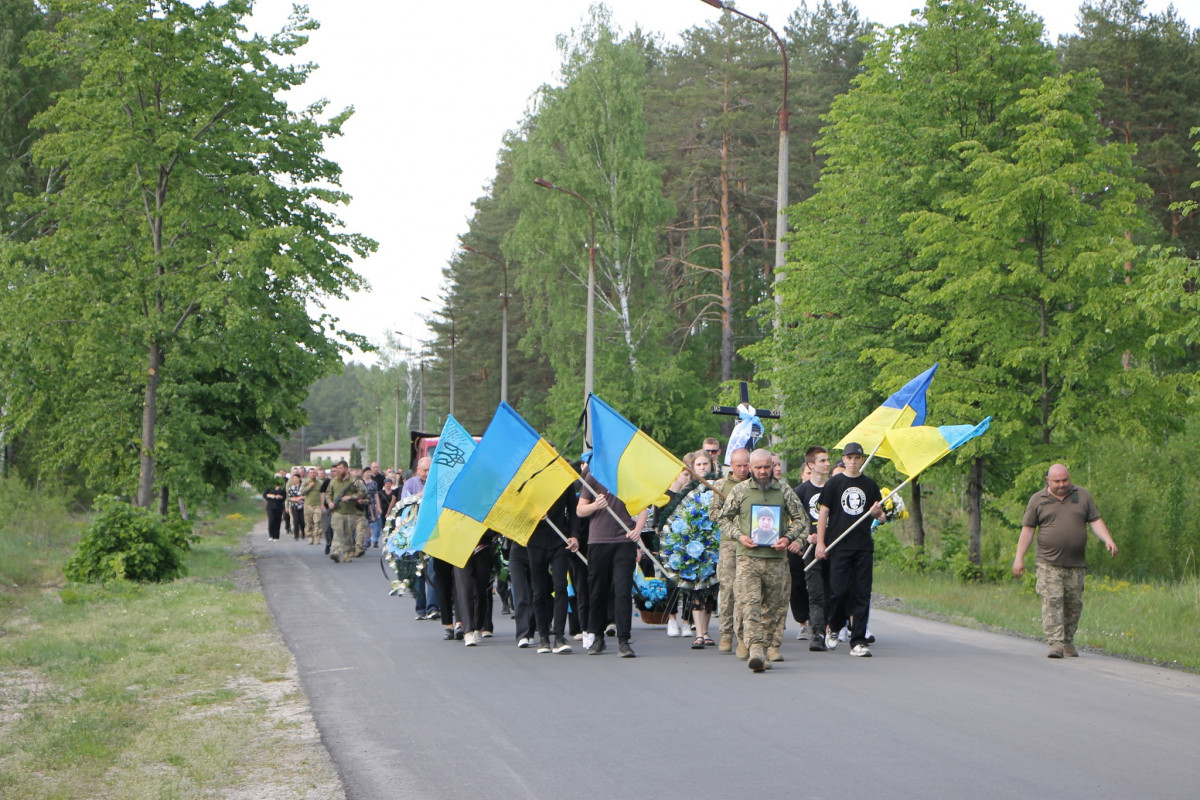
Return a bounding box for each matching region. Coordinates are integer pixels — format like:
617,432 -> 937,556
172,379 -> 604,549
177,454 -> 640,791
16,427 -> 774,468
408,430 -> 481,470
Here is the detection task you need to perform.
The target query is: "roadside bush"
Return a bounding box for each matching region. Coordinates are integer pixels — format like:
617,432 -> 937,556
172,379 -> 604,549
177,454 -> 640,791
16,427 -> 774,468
64,497 -> 195,584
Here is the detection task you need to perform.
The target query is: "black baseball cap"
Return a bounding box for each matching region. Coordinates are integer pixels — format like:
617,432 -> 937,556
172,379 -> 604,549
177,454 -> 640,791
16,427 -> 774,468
842,442 -> 865,456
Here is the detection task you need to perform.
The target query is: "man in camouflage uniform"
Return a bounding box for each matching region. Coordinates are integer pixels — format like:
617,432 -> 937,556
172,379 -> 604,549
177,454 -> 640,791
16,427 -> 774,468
325,460 -> 367,563
1013,464 -> 1117,658
350,467 -> 372,558
711,448 -> 751,654
719,448 -> 805,672
300,468 -> 324,545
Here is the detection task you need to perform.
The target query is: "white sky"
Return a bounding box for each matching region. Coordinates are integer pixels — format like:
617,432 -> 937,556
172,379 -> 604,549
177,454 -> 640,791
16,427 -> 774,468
245,0 -> 1194,365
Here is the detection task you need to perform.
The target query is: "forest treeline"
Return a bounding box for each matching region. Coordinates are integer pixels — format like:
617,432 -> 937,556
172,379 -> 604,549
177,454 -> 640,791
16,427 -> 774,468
412,0 -> 1200,579
2,1 -> 1198,579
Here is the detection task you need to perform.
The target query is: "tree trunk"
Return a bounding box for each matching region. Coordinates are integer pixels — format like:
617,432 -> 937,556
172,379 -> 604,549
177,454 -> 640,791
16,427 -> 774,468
158,485 -> 169,517
967,457 -> 983,565
719,96 -> 734,384
136,341 -> 161,508
909,478 -> 926,549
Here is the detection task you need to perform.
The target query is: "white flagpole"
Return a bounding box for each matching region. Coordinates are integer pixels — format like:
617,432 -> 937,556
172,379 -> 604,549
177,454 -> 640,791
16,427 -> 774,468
804,477 -> 912,573
543,516 -> 588,566
580,480 -> 667,575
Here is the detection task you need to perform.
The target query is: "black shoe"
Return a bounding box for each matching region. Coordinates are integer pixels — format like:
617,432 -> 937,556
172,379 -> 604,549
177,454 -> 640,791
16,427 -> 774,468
425,608 -> 441,620
809,636 -> 827,652
454,625 -> 464,640
536,636 -> 552,654
552,636 -> 572,654
442,629 -> 454,641
618,641 -> 635,658
587,636 -> 606,655
324,547 -> 330,555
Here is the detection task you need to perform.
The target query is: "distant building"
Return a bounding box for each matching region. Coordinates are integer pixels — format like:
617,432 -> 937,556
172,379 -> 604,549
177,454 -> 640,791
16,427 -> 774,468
307,436 -> 364,464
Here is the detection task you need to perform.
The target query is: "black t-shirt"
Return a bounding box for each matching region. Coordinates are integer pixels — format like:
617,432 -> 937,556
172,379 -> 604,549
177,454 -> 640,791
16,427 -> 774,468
793,480 -> 824,535
818,473 -> 882,552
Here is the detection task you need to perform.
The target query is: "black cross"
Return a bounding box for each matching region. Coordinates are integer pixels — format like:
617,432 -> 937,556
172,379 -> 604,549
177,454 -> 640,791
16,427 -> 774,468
711,381 -> 780,449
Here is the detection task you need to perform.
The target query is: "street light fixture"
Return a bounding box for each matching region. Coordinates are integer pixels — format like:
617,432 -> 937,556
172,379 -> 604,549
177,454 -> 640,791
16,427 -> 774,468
534,177 -> 596,403
420,296 -> 455,417
462,244 -> 509,405
698,0 -> 790,322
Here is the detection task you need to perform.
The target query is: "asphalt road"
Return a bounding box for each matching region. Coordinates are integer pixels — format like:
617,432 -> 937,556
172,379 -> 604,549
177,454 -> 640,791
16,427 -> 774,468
251,530 -> 1200,800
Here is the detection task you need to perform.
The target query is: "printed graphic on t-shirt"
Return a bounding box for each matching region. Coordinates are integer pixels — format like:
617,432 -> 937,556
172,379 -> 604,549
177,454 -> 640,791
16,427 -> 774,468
840,486 -> 867,516
806,493 -> 820,522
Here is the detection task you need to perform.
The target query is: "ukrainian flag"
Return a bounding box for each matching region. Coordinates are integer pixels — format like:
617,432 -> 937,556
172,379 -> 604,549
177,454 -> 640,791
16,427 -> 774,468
837,364 -> 938,451
410,415 -> 476,554
586,394 -> 683,515
877,417 -> 992,477
428,403 -> 580,568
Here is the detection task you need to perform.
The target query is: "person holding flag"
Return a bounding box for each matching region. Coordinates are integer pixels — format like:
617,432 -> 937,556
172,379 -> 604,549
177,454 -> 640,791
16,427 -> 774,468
815,443 -> 886,657
578,467 -> 646,658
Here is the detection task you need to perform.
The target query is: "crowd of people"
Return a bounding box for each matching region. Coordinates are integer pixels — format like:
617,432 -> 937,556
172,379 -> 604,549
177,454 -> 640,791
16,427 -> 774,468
262,461 -> 403,560
375,437 -> 890,672
267,437 -> 1115,668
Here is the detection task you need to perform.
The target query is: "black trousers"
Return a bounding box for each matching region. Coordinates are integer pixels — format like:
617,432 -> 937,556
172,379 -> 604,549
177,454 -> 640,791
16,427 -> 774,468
587,541 -> 637,641
288,506 -> 304,540
431,557 -> 458,628
528,543 -> 570,638
567,548 -> 589,636
829,545 -> 872,646
787,549 -> 811,623
454,548 -> 493,634
805,553 -> 832,635
508,544 -> 535,641
266,506 -> 283,539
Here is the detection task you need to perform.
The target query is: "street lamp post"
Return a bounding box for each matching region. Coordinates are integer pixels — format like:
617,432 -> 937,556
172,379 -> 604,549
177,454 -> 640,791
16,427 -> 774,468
462,245 -> 509,405
534,178 -> 596,403
698,0 -> 789,321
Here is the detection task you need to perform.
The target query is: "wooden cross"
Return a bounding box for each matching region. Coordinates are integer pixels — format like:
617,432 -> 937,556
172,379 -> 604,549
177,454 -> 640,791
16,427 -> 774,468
711,381 -> 780,450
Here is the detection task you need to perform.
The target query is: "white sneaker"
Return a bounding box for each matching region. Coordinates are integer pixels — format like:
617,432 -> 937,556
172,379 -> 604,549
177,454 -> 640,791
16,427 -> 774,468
517,637 -> 532,648
464,632 -> 478,647
851,643 -> 872,657
581,632 -> 595,650
838,626 -> 850,643
666,618 -> 681,637
797,623 -> 810,640
825,630 -> 839,650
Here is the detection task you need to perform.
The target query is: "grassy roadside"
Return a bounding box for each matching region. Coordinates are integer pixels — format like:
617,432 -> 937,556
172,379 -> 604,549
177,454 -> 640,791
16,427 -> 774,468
0,488 -> 343,800
874,565 -> 1200,671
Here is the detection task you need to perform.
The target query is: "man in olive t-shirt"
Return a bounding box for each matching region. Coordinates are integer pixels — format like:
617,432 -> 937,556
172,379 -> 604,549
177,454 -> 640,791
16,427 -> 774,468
1013,464 -> 1117,658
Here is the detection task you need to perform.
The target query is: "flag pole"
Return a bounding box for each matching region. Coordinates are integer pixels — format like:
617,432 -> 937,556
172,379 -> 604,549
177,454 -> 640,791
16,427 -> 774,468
804,478 -> 911,573
859,440 -> 883,472
580,481 -> 667,575
543,516 -> 588,566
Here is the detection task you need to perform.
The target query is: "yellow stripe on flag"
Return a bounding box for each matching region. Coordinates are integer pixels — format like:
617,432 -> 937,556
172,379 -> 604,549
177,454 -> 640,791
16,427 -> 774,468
616,431 -> 684,515
483,439 -> 579,546
877,427 -> 951,477
836,405 -> 917,451
422,508 -> 486,568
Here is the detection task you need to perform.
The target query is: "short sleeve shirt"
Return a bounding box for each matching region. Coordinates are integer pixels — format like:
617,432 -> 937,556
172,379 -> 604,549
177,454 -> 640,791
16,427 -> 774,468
583,473 -> 635,545
1022,485 -> 1100,568
818,473 -> 882,552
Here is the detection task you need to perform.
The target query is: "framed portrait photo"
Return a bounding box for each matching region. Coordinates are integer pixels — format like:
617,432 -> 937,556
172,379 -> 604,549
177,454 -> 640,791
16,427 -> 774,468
750,503 -> 781,547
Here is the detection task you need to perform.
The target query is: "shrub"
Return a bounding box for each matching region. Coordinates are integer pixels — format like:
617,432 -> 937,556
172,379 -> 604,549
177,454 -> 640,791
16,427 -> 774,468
64,497 -> 195,584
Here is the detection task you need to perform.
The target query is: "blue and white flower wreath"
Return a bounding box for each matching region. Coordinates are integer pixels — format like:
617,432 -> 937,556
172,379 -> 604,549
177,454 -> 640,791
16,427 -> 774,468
659,487 -> 719,591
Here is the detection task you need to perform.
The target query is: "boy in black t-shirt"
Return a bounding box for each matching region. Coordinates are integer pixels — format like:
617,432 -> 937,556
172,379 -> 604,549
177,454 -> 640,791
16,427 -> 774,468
791,446 -> 832,651
816,442 -> 886,657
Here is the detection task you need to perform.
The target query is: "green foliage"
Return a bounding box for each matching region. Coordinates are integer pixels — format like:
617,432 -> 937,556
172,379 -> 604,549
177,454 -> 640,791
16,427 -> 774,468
0,475 -> 80,594
349,443 -> 362,470
0,0 -> 373,507
64,497 -> 194,584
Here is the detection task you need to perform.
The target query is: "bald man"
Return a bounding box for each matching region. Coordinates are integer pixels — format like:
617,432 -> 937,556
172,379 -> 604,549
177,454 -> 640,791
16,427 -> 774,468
1014,464 -> 1117,658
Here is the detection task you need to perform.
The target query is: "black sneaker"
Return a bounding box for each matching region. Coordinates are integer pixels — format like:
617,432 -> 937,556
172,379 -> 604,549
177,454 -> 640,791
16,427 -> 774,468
618,641 -> 635,658
809,636 -> 827,652
587,636 -> 606,655
442,628 -> 454,641
454,626 -> 464,640
552,636 -> 572,654
536,636 -> 552,654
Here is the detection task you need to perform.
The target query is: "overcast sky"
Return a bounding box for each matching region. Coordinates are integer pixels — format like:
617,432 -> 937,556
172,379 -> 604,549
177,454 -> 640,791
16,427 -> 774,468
245,0 -> 1194,365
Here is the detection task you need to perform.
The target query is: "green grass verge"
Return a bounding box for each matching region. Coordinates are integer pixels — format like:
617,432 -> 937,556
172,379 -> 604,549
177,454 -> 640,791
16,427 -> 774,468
0,486 -> 340,799
875,564 -> 1200,671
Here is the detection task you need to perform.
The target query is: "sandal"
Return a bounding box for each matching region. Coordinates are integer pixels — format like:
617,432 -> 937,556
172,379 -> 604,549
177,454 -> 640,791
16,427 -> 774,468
691,636 -> 705,650
703,635 -> 715,647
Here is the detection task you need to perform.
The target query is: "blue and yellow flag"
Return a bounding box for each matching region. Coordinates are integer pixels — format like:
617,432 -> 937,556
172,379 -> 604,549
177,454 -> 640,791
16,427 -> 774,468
586,394 -> 683,515
837,364 -> 938,451
877,417 -> 992,477
409,415 -> 476,554
430,403 -> 580,567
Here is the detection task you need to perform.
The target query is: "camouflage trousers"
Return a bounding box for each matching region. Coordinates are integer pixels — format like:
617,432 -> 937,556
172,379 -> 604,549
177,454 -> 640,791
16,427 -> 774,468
304,506 -> 324,544
734,554 -> 789,650
330,513 -> 359,560
717,540 -> 743,640
1036,563 -> 1085,646
355,516 -> 369,551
